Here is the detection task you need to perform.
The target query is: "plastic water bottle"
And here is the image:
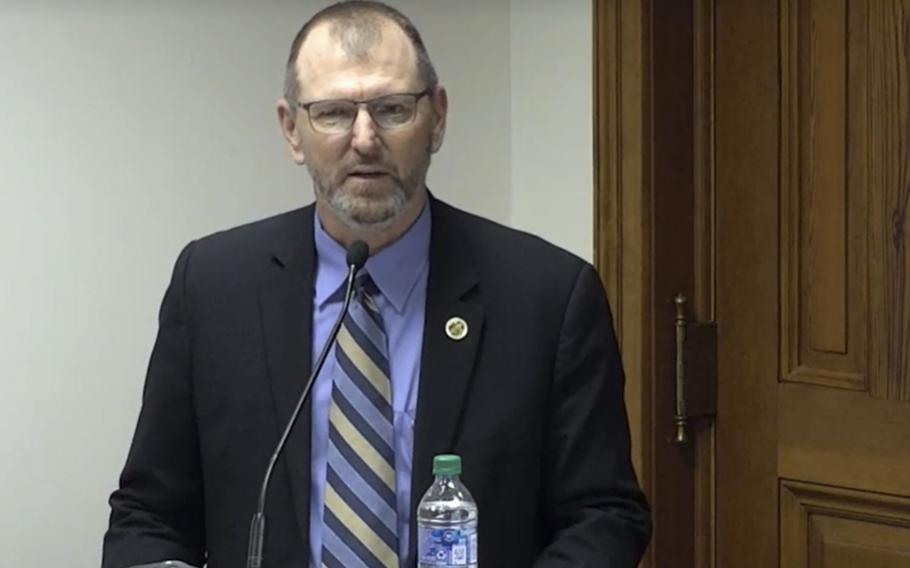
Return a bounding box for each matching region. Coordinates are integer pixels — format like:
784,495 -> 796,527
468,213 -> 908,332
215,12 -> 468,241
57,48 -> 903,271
417,454 -> 478,567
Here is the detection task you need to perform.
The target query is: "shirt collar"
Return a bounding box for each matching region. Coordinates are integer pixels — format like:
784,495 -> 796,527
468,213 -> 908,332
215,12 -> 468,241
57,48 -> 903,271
313,201 -> 431,314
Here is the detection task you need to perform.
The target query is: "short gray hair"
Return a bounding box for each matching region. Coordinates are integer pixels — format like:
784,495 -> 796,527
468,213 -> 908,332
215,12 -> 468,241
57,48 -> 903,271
283,1 -> 439,105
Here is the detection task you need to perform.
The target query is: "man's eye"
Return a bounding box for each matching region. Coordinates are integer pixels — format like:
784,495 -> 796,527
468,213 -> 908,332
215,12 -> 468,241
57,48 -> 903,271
315,107 -> 350,120
376,103 -> 406,115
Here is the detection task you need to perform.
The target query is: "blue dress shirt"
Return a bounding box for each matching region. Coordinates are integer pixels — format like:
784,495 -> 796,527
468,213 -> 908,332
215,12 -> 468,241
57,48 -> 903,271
309,203 -> 431,567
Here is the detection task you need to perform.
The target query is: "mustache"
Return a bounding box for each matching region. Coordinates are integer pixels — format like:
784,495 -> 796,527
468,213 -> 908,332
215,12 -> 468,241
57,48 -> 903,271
341,159 -> 394,175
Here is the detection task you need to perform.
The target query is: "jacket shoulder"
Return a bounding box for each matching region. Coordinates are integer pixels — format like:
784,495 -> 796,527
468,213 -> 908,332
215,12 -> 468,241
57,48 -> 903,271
176,206 -> 313,290
191,206 -> 310,259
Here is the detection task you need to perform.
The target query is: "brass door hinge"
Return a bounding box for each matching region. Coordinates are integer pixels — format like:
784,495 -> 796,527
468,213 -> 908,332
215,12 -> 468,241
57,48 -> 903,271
673,294 -> 717,443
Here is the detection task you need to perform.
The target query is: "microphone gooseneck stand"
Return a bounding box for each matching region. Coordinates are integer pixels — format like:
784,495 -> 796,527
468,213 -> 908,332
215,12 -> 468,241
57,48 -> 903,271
246,241 -> 370,568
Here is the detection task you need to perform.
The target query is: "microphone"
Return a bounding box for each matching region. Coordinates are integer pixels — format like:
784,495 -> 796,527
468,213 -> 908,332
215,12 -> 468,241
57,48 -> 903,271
246,240 -> 370,568
346,240 -> 369,272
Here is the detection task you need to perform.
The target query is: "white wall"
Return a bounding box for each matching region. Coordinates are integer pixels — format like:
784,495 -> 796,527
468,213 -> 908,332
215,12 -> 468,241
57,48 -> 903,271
510,0 -> 593,261
0,2 -> 590,565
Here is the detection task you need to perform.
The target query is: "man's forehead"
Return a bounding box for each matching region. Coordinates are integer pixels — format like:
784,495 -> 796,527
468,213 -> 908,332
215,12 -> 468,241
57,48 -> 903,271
296,20 -> 419,98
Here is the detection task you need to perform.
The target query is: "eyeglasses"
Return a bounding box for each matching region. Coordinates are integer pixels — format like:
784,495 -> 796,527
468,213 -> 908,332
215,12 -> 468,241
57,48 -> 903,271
296,89 -> 433,134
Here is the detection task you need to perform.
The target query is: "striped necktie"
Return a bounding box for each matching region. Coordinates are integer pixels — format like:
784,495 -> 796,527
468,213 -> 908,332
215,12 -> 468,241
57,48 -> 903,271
322,271 -> 399,568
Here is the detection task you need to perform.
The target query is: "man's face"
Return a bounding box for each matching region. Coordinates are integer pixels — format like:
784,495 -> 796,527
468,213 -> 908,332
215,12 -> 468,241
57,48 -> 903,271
282,21 -> 447,229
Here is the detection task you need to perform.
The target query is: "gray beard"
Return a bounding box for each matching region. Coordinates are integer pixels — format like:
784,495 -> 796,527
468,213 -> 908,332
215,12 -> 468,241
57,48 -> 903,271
309,153 -> 430,231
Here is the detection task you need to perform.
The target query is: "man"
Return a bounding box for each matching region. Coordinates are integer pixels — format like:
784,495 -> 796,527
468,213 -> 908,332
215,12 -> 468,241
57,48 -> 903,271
102,2 -> 651,567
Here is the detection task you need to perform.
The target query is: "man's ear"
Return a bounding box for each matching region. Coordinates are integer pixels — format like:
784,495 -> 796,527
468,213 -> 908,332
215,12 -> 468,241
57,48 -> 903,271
277,98 -> 306,165
429,86 -> 448,154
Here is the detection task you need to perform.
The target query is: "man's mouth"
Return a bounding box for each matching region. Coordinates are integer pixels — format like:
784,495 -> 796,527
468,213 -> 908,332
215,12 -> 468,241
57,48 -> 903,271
347,169 -> 389,179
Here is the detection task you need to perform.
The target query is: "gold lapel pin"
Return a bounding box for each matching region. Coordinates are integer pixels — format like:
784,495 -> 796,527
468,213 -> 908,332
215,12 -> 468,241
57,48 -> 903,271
445,317 -> 468,341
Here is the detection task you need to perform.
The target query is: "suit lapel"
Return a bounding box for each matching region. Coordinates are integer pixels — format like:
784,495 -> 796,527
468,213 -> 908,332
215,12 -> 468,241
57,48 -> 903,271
258,205 -> 316,552
409,199 -> 484,561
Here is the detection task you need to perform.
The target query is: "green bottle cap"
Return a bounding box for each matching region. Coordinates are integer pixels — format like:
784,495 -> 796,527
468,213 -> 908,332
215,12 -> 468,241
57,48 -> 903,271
433,454 -> 462,476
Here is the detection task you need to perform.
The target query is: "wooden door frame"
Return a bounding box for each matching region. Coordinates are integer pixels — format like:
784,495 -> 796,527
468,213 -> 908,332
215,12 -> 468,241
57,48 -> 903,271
593,1 -> 716,566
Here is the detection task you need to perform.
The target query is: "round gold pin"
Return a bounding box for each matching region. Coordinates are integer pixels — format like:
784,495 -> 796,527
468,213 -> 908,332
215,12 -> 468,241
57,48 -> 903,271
445,317 -> 468,341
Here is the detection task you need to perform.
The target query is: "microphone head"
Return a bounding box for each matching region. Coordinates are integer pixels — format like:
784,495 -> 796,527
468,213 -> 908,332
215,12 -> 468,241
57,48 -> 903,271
346,240 -> 370,270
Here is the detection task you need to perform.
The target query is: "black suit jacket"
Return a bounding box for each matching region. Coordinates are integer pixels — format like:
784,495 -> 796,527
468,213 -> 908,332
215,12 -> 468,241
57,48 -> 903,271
103,198 -> 651,568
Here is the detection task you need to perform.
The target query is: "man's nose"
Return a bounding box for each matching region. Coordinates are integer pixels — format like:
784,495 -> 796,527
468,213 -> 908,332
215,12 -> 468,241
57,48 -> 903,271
349,106 -> 381,155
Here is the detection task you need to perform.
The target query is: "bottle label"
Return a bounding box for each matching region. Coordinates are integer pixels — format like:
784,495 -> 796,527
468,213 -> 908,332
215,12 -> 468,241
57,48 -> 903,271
418,525 -> 477,566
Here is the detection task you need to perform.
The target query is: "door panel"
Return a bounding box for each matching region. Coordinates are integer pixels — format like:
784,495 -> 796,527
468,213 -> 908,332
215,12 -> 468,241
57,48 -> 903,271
781,0 -> 868,393
780,481 -> 910,568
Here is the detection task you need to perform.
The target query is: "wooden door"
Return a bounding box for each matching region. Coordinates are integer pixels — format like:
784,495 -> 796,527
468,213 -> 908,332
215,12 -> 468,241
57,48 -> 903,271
715,1 -> 910,566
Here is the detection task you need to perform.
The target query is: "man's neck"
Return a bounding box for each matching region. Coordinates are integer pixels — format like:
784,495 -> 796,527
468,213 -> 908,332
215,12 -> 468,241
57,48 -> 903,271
316,192 -> 427,255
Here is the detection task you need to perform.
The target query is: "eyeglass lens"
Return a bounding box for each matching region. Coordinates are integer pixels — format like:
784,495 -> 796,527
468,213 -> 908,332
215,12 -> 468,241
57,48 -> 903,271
308,94 -> 420,133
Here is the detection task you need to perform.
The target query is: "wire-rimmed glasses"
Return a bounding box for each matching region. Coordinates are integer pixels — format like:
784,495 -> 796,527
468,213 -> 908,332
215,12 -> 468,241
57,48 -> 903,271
296,88 -> 433,134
